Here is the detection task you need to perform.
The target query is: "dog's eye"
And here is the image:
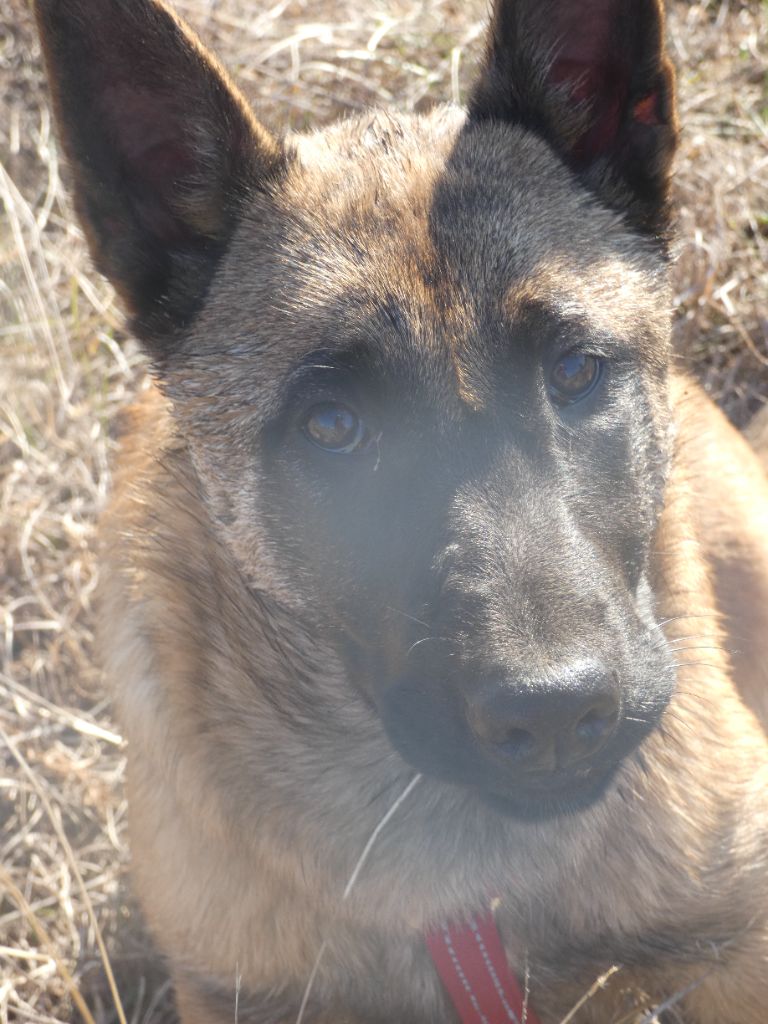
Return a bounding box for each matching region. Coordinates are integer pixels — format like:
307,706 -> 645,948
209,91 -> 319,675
303,402 -> 369,453
548,352 -> 603,405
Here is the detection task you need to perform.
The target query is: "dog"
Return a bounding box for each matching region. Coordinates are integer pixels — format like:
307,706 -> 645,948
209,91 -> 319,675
35,0 -> 768,1021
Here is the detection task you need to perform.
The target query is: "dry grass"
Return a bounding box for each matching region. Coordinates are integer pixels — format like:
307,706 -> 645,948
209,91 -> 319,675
1,0 -> 766,1021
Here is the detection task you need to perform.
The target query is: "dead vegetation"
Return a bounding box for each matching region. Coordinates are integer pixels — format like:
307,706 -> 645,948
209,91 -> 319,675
0,0 -> 766,1021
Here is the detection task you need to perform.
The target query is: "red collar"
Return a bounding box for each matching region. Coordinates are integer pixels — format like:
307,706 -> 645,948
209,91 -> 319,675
426,911 -> 541,1024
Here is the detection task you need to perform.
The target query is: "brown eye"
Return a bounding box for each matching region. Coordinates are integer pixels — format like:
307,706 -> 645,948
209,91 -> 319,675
303,402 -> 369,453
549,352 -> 603,405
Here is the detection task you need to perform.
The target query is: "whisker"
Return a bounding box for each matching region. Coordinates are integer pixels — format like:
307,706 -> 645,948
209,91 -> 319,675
672,661 -> 729,673
671,690 -> 719,708
662,634 -> 721,646
660,711 -> 697,735
385,605 -> 431,629
406,636 -> 446,657
660,624 -> 752,646
652,633 -> 723,654
667,645 -> 738,655
661,629 -> 749,648
656,613 -> 723,627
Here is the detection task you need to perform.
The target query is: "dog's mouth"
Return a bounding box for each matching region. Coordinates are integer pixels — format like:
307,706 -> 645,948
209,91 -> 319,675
340,593 -> 676,821
379,715 -> 635,821
475,762 -> 622,821
371,661 -> 673,821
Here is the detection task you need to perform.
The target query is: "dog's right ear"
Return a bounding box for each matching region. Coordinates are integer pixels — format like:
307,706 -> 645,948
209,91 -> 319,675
34,0 -> 285,353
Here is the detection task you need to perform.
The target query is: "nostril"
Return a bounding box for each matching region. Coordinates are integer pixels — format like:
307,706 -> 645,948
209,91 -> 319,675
498,727 -> 537,761
573,703 -> 618,747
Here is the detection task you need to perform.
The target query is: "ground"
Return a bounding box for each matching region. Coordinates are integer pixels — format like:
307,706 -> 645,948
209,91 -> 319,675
0,1 -> 766,1021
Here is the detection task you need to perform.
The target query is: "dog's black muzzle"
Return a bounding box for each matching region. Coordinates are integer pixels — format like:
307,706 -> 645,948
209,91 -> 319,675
371,580 -> 676,819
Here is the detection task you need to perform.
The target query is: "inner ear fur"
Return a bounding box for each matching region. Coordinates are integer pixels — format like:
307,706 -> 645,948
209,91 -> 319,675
34,0 -> 286,353
468,0 -> 678,241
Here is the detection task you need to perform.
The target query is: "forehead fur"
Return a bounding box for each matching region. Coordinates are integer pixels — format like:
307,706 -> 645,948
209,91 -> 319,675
175,105 -> 670,426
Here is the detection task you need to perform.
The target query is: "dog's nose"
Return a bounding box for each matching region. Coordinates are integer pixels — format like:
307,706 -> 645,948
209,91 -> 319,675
465,664 -> 620,773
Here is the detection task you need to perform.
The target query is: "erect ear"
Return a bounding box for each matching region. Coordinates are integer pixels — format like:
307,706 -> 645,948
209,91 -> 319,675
34,0 -> 286,352
468,0 -> 678,240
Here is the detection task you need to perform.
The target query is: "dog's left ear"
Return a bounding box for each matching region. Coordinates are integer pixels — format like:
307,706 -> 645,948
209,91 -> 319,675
469,0 -> 678,240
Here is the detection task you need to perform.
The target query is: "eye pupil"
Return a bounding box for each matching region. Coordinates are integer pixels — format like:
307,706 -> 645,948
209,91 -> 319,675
304,403 -> 366,453
549,352 -> 602,404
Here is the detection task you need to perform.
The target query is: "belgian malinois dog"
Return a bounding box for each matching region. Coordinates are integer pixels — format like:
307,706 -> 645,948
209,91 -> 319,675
35,0 -> 768,1021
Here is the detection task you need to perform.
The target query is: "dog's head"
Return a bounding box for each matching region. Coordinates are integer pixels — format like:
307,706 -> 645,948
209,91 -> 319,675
38,0 -> 679,819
